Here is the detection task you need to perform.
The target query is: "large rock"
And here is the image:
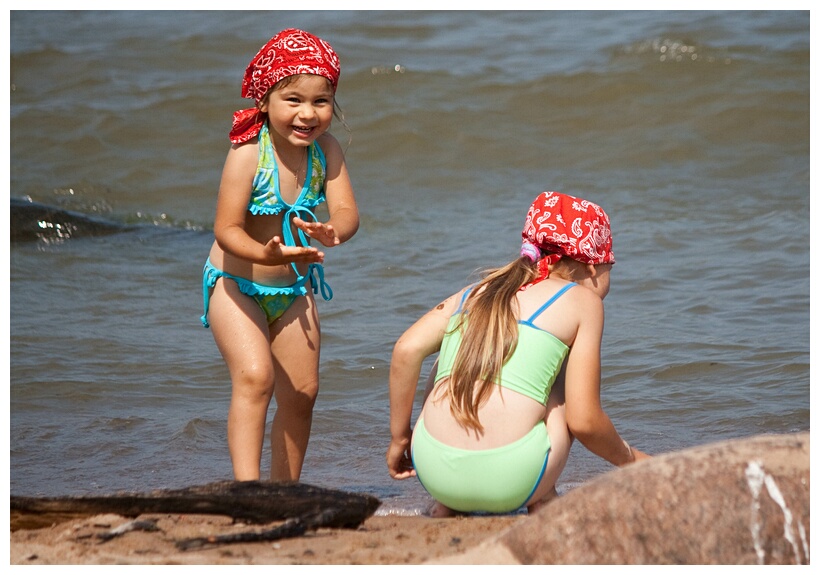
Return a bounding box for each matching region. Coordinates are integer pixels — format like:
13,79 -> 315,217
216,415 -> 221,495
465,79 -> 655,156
433,432 -> 809,564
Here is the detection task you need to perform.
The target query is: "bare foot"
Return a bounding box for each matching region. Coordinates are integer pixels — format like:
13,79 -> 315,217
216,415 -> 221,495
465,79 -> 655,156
427,501 -> 459,518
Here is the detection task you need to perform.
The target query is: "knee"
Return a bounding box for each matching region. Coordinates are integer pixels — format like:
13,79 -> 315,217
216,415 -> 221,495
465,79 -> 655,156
276,379 -> 318,415
232,363 -> 275,400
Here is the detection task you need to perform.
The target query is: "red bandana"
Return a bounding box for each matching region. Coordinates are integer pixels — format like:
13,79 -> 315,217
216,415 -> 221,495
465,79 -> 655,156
229,29 -> 341,144
520,191 -> 614,284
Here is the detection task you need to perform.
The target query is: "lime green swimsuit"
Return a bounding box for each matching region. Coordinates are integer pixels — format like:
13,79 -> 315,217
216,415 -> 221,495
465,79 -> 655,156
411,283 -> 574,513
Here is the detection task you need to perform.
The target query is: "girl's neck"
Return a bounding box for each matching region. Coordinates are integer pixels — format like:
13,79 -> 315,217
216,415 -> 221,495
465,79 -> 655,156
269,135 -> 307,190
266,120 -> 309,158
270,136 -> 308,175
273,144 -> 306,172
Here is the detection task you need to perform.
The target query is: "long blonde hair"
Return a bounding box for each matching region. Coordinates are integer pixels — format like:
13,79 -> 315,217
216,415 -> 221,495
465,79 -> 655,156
444,256 -> 584,433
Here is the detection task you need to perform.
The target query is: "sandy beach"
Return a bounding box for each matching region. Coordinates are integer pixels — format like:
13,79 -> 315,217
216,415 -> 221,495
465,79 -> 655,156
10,511 -> 522,565
10,433 -> 811,566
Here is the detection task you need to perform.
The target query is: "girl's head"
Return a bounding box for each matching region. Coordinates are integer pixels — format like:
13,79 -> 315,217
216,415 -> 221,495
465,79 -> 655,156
520,191 -> 614,284
230,29 -> 342,144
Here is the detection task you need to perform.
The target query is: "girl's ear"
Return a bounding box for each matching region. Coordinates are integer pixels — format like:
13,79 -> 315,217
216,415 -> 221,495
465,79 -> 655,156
585,263 -> 598,278
258,89 -> 272,114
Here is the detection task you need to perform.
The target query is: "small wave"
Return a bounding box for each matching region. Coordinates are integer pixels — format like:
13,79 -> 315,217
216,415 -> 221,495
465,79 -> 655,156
10,197 -> 132,243
616,35 -> 731,65
10,197 -> 206,244
374,498 -> 429,517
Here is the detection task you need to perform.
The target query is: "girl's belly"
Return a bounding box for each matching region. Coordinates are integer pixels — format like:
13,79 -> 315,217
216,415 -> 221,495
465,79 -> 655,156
207,241 -> 307,287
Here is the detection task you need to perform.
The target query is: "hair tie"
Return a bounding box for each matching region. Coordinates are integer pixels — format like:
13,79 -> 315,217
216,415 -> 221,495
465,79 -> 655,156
520,241 -> 541,263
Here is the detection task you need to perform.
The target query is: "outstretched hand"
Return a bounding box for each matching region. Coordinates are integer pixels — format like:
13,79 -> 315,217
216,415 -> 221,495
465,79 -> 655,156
292,217 -> 340,248
262,235 -> 324,265
387,439 -> 416,480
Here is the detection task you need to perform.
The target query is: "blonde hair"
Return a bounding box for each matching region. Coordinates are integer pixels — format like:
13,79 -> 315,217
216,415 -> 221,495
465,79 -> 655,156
444,255 -> 583,433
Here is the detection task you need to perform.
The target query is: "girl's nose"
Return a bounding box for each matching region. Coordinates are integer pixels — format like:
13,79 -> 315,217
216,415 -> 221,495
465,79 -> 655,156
298,104 -> 317,119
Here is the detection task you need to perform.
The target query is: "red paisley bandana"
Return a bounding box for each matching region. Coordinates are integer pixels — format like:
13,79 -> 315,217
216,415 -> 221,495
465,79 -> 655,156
520,191 -> 614,283
229,28 -> 341,144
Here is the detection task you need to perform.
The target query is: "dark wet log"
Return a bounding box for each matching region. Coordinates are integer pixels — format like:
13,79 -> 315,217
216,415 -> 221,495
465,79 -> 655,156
10,481 -> 381,531
174,511 -> 352,550
10,198 -> 132,242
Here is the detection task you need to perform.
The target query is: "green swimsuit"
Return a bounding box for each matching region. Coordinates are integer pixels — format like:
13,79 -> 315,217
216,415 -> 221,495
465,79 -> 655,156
411,283 -> 574,513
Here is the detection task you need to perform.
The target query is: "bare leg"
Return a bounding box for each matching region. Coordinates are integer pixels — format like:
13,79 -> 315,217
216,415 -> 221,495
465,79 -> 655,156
208,278 -> 275,481
525,393 -> 572,513
268,294 -> 321,481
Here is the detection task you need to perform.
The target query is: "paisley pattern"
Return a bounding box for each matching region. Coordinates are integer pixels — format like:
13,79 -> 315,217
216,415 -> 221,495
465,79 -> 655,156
230,28 -> 341,144
521,191 -> 615,266
242,28 -> 340,101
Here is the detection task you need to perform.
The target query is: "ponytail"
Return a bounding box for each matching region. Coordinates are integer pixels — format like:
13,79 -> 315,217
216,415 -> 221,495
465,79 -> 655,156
446,257 -> 539,433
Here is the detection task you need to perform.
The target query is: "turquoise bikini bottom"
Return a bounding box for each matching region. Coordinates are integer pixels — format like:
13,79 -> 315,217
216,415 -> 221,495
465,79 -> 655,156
200,258 -> 331,327
411,417 -> 550,514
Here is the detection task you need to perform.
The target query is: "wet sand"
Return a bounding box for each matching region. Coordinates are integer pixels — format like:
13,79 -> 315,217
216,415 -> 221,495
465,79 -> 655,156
10,511 -> 522,565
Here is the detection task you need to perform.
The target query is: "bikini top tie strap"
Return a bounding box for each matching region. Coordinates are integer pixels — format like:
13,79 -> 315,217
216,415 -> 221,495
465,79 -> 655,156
280,203 -> 333,301
307,263 -> 332,300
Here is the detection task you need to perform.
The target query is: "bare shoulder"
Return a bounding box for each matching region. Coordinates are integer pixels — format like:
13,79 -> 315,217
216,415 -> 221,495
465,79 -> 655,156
565,282 -> 604,309
525,280 -> 600,311
220,139 -> 260,190
317,132 -> 344,161
229,135 -> 260,155
565,283 -> 605,335
224,139 -> 259,170
437,288 -> 469,315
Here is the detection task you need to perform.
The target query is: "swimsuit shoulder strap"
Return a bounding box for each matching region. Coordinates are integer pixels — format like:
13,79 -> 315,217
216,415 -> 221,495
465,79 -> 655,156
525,282 -> 576,323
454,286 -> 473,315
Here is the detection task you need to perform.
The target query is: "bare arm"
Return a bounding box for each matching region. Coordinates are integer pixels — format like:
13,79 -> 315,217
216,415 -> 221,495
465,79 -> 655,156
387,294 -> 459,479
293,133 -> 359,247
564,290 -> 649,466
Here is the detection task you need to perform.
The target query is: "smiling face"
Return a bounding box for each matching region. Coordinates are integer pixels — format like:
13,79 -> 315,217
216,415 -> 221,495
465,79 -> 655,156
260,74 -> 335,147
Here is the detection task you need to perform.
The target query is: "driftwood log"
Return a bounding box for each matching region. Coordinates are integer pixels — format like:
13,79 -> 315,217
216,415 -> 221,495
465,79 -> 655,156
174,508 -> 351,550
10,480 -> 382,533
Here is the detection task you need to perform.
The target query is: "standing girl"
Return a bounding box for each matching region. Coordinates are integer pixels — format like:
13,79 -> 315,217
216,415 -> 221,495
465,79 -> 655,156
201,29 -> 359,482
387,191 -> 648,516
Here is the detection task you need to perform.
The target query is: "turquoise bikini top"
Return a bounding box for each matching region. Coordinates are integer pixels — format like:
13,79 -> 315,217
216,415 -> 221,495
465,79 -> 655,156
435,283 -> 574,405
248,122 -> 327,217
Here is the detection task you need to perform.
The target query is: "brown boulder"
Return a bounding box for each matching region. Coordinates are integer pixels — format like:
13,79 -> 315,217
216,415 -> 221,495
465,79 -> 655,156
433,432 -> 809,564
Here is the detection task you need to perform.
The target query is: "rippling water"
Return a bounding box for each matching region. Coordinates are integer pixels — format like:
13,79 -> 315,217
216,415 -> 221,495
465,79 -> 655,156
9,10 -> 810,515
